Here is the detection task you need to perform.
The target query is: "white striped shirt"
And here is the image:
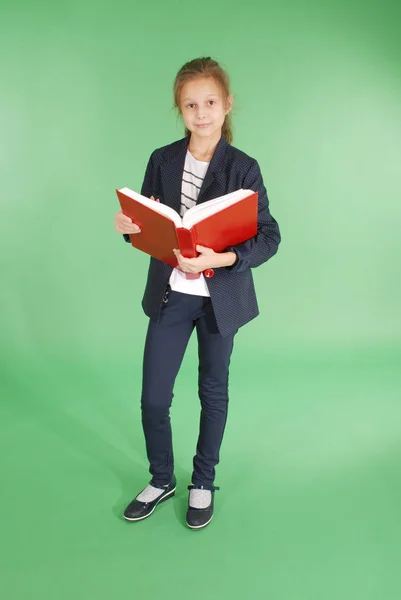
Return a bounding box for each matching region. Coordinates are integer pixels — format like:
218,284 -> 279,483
169,150 -> 211,296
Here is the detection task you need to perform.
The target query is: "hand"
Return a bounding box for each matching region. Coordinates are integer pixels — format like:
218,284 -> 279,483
114,196 -> 159,234
173,245 -> 226,273
114,210 -> 141,234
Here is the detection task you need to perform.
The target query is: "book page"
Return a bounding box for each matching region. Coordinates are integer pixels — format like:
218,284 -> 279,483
118,188 -> 183,228
182,189 -> 255,229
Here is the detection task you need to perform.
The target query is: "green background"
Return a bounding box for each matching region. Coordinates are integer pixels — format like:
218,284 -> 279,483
1,0 -> 400,598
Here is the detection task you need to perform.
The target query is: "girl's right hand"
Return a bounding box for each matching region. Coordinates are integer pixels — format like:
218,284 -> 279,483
114,196 -> 159,234
114,210 -> 141,234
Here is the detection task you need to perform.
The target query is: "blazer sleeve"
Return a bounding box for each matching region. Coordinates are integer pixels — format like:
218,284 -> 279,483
123,152 -> 155,243
224,159 -> 281,271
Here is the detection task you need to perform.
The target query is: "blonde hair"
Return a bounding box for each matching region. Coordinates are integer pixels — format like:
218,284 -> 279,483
173,57 -> 233,144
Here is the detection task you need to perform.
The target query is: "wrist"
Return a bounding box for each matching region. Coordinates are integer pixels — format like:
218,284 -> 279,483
216,251 -> 237,267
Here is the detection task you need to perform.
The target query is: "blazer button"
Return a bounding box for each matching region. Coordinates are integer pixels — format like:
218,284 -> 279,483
204,269 -> 214,278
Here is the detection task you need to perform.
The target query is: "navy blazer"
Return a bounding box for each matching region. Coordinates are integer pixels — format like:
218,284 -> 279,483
124,135 -> 281,337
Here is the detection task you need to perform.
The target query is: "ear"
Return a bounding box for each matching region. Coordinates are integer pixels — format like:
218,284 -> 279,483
225,94 -> 233,114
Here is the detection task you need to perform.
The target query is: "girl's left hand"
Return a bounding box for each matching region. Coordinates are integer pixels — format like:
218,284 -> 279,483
173,245 -> 221,273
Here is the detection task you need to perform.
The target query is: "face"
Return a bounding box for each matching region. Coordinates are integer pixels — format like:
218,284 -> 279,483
179,76 -> 232,142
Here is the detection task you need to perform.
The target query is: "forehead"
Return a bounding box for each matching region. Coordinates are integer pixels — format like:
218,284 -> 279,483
180,76 -> 223,101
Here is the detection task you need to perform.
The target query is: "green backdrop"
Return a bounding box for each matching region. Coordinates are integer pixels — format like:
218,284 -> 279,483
1,0 -> 400,598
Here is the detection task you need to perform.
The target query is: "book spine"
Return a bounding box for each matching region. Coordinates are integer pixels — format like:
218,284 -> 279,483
176,228 -> 196,258
176,227 -> 200,279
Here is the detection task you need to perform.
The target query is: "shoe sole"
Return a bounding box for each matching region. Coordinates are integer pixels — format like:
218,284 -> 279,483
123,488 -> 176,522
186,514 -> 213,530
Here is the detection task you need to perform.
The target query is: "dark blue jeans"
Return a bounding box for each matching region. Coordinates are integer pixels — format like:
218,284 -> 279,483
140,285 -> 237,488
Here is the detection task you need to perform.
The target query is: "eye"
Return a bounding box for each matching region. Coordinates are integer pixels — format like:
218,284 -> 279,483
208,100 -> 216,105
187,103 -> 196,109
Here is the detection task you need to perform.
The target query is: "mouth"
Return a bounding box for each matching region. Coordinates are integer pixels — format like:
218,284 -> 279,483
196,123 -> 211,128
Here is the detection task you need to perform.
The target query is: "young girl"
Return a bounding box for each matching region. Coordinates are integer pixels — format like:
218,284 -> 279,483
114,57 -> 281,530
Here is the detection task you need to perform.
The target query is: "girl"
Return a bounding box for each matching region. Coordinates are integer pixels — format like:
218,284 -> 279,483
114,57 -> 281,530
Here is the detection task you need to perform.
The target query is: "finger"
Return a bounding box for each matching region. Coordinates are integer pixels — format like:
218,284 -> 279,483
196,245 -> 211,252
120,225 -> 141,233
121,221 -> 140,231
120,221 -> 139,229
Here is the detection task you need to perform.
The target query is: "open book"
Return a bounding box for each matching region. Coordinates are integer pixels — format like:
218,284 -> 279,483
116,187 -> 258,277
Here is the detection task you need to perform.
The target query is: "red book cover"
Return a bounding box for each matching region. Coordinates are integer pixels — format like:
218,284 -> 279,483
116,188 -> 258,276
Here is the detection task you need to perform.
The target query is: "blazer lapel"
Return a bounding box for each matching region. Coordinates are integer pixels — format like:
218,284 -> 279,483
160,137 -> 189,214
160,134 -> 229,212
196,135 -> 229,205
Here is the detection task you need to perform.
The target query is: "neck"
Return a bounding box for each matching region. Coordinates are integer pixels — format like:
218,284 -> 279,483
188,132 -> 221,161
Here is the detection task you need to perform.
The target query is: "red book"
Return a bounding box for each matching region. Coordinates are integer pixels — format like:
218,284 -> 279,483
116,187 -> 258,278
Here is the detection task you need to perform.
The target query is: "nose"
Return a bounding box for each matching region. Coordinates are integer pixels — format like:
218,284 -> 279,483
196,107 -> 207,120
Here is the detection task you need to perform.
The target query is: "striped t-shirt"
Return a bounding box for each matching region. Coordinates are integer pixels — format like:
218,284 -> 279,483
168,150 -> 211,296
